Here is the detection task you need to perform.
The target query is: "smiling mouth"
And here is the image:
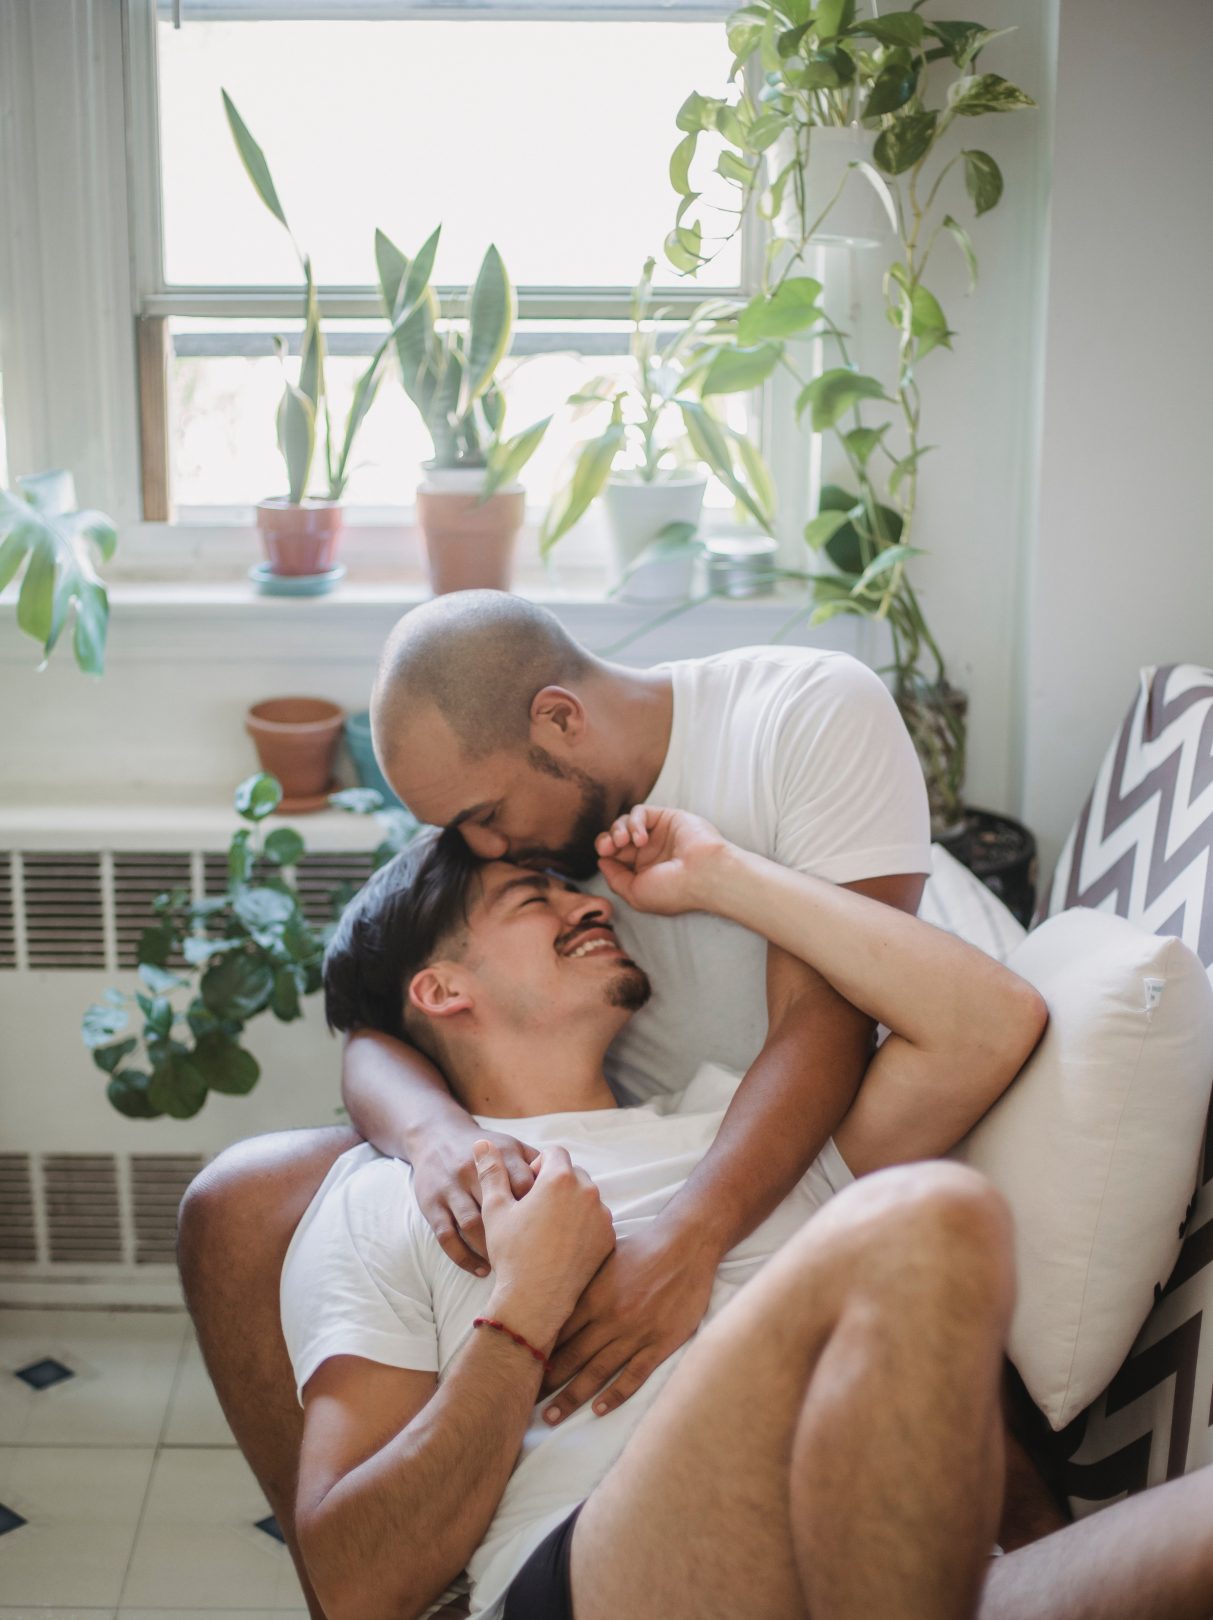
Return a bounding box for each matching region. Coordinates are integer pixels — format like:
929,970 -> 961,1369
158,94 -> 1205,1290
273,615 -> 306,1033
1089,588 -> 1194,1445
559,927 -> 626,961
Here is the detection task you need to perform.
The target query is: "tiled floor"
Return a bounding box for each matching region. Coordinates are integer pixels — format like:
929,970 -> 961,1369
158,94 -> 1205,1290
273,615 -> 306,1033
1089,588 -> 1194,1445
0,1308 -> 310,1618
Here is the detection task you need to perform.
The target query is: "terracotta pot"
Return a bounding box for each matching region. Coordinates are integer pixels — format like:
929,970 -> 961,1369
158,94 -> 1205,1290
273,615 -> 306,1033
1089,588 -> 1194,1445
256,498 -> 344,576
245,697 -> 345,802
415,468 -> 525,595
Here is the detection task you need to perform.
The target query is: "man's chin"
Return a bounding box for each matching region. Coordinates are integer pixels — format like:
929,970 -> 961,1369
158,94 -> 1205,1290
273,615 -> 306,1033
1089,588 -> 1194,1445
607,963 -> 651,1013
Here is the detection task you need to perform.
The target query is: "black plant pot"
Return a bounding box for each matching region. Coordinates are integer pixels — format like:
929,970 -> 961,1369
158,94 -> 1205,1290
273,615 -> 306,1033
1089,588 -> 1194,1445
940,808 -> 1038,929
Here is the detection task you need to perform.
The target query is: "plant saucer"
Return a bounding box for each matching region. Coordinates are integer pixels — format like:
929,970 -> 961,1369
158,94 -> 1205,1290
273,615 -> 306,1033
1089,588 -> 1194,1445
249,562 -> 346,597
275,778 -> 341,815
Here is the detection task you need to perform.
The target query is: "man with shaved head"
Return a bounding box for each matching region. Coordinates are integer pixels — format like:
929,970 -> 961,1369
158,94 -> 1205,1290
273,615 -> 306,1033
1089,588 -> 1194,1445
181,590 -> 1050,1618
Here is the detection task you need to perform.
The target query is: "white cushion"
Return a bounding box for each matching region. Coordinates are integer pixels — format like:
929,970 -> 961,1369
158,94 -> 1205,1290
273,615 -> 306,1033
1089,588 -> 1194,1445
952,908 -> 1213,1428
919,843 -> 1026,963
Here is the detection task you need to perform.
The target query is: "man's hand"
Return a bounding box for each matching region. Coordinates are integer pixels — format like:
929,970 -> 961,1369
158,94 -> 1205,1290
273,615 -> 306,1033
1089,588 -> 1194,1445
594,804 -> 731,916
539,1224 -> 717,1425
477,1142 -> 617,1353
411,1126 -> 541,1276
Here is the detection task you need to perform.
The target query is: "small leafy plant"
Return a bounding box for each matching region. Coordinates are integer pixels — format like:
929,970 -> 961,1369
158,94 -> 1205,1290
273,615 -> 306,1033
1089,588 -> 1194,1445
83,774 -> 419,1120
0,471 -> 115,675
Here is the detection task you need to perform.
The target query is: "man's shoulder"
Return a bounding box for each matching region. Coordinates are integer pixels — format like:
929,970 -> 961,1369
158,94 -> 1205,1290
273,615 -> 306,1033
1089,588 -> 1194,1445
302,1144 -> 426,1254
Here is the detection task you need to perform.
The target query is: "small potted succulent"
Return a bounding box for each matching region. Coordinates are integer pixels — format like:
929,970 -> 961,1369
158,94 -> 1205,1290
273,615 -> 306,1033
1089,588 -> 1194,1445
0,469 -> 116,673
223,94 -> 396,584
541,258 -> 777,598
82,774 -> 419,1120
375,226 -> 550,595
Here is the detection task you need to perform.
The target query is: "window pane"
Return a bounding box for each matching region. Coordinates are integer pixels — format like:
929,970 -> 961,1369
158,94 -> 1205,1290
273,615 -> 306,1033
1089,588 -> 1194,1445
157,18 -> 742,290
166,318 -> 746,511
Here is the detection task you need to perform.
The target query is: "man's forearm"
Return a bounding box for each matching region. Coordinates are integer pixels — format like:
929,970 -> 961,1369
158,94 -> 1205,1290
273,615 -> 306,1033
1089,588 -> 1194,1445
341,1029 -> 472,1162
300,1327 -> 546,1620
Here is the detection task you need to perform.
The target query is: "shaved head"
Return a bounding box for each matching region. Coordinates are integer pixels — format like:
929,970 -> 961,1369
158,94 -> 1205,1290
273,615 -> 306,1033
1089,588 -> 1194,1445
371,590 -> 594,769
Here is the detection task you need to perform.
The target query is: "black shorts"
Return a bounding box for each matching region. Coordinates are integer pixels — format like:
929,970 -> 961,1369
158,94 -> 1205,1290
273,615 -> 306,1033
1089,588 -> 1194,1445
502,1501 -> 585,1620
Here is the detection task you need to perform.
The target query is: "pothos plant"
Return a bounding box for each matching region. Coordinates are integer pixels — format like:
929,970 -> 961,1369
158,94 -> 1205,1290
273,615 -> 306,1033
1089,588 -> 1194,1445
82,774 -> 419,1120
374,225 -> 550,500
223,92 -> 397,505
539,257 -> 777,555
669,1 -> 1035,831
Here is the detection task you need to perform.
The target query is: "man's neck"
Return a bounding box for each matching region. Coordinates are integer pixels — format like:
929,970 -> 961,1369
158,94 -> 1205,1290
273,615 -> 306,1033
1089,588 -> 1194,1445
593,662 -> 674,807
450,1034 -> 619,1120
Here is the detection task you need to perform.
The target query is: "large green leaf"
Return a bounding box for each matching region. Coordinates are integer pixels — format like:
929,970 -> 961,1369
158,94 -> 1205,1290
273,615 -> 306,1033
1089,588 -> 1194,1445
874,110 -> 938,175
107,1070 -> 162,1119
275,379 -> 315,504
804,508 -> 856,551
864,61 -> 919,117
539,414 -> 626,555
82,998 -> 129,1048
233,886 -> 296,934
736,277 -> 823,343
669,133 -> 698,196
701,343 -> 781,396
678,401 -> 773,532
948,73 -> 1036,117
481,414 -> 552,502
814,0 -> 855,41
148,1053 -> 208,1119
263,827 -> 305,866
795,368 -> 891,431
852,542 -> 924,595
963,149 -> 1003,215
221,91 -> 289,231
465,244 -> 514,407
15,536 -> 55,644
201,952 -> 275,1022
192,1032 -> 261,1095
857,13 -> 925,48
234,772 -> 283,822
664,221 -> 703,274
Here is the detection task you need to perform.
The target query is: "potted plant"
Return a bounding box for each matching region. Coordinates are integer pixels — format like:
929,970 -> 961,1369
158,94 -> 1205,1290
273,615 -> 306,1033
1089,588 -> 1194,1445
223,94 -> 396,584
540,259 -> 778,599
669,6 -> 1034,837
0,469 -> 116,673
374,226 -> 550,595
82,774 -> 419,1120
244,697 -> 346,813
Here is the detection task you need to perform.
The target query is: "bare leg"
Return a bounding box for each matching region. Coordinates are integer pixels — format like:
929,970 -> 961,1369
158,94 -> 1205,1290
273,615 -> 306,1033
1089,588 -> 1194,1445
981,1465 -> 1213,1620
570,1161 -> 1013,1620
177,1125 -> 359,1620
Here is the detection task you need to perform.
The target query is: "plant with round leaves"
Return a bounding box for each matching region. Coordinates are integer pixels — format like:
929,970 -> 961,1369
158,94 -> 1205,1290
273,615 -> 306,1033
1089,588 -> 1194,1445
373,226 -> 550,499
0,470 -> 116,674
669,4 -> 1034,831
540,258 -> 779,556
83,773 -> 422,1120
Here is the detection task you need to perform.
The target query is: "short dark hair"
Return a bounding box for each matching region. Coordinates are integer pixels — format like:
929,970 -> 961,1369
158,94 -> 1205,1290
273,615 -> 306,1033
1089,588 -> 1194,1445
322,827 -> 481,1050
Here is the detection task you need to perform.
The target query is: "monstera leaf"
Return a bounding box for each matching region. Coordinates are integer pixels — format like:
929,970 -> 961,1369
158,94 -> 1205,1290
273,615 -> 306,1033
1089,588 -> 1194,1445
0,471 -> 116,674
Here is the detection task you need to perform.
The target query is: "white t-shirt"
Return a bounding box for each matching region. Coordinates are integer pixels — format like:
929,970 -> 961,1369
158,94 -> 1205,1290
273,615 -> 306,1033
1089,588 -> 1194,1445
280,1063 -> 853,1620
592,646 -> 932,1101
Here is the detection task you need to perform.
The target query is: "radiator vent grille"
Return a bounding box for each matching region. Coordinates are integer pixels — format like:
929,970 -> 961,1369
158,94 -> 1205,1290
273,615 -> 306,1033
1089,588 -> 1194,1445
23,853 -> 105,970
296,852 -> 375,927
0,1155 -> 37,1263
0,857 -> 15,970
42,1153 -> 124,1264
131,1154 -> 205,1265
113,852 -> 192,967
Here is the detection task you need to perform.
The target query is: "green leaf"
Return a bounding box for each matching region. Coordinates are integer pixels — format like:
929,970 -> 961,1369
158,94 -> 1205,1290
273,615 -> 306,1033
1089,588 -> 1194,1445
82,999 -> 129,1049
329,787 -> 384,814
149,1053 -> 208,1120
941,214 -> 978,293
481,414 -> 551,502
540,415 -> 625,555
948,73 -> 1036,117
233,886 -> 296,934
228,827 -> 254,887
852,542 -> 924,594
139,962 -> 185,995
234,772 -> 283,823
795,369 -> 891,431
675,91 -> 721,133
736,277 -> 823,343
275,379 -> 315,505
804,509 -> 856,551
717,148 -> 759,187
908,283 -> 953,357
107,1070 -> 162,1119
270,965 -> 304,1023
182,934 -> 241,967
963,149 -> 1003,216
669,133 -> 698,196
814,0 -> 855,41
873,111 -> 938,175
221,91 -> 289,231
92,1037 -> 137,1075
465,244 -> 514,406
858,13 -> 925,47
191,1032 -> 262,1095
0,529 -> 30,591
263,827 -> 305,867
608,523 -> 703,596
137,925 -> 175,968
701,343 -> 781,396
401,224 -> 442,315
201,952 -> 275,1022
746,113 -> 790,152
16,537 -> 56,644
864,61 -> 919,118
71,580 -> 108,676
678,400 -> 773,532
842,424 -> 890,467
663,221 -> 703,274
888,443 -> 937,494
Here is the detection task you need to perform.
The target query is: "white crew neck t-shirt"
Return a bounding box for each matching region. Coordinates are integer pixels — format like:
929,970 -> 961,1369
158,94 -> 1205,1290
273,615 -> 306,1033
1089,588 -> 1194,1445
591,645 -> 931,1102
280,1063 -> 852,1620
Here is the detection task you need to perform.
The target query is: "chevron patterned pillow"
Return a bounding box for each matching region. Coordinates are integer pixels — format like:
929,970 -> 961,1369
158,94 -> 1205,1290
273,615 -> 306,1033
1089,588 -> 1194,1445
1033,664 -> 1213,1514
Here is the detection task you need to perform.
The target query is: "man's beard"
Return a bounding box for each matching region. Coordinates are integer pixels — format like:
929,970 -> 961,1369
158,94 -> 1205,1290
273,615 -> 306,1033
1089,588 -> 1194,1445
606,962 -> 652,1013
512,746 -> 616,879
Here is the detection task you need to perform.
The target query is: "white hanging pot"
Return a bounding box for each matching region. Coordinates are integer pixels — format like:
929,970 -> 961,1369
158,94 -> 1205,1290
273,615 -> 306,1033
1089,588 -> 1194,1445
601,471 -> 707,603
774,125 -> 896,249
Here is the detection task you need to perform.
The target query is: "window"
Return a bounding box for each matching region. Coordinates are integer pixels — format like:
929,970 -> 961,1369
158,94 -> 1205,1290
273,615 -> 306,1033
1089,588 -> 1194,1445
128,1 -> 760,526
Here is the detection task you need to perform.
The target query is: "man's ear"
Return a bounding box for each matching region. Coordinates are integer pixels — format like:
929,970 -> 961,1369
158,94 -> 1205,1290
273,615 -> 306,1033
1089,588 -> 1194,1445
530,685 -> 587,748
408,965 -> 473,1024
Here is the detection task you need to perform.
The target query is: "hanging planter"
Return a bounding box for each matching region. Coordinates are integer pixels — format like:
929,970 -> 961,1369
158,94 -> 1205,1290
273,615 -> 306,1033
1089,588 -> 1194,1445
773,125 -> 896,249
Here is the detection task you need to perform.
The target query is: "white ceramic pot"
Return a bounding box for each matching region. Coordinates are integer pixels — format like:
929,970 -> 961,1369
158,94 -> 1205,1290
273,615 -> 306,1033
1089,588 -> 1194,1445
774,125 -> 896,249
601,472 -> 707,603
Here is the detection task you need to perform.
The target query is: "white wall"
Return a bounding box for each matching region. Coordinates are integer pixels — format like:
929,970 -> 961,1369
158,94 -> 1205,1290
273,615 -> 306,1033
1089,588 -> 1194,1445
1021,0 -> 1213,871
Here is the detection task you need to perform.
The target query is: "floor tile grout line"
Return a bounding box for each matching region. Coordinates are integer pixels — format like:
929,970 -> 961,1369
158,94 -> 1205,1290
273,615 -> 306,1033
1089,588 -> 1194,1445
113,1313 -> 193,1609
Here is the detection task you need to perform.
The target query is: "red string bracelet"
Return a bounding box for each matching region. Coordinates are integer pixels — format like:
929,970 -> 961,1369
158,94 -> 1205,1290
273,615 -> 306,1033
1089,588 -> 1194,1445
473,1316 -> 552,1373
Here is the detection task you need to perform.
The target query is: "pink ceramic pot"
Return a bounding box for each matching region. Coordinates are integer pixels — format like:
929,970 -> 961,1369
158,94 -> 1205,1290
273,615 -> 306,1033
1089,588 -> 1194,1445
256,499 -> 344,576
244,697 -> 345,801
